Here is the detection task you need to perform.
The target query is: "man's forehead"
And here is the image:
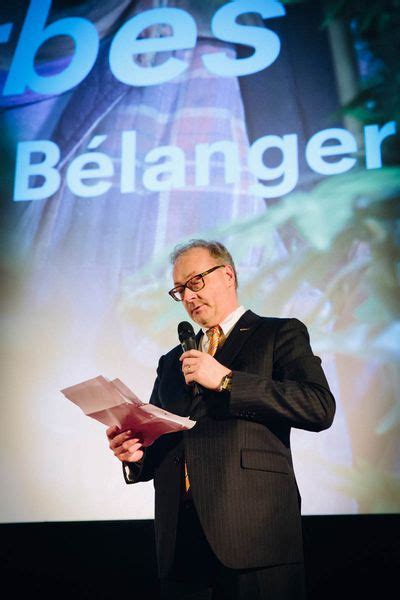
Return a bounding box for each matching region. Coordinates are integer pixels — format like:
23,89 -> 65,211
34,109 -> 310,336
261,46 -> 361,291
173,248 -> 215,281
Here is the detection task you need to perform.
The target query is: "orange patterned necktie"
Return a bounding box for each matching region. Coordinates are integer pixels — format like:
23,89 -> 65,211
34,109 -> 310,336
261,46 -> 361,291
206,325 -> 222,356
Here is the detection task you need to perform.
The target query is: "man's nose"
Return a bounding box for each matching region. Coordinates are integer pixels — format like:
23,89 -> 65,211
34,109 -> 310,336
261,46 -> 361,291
182,286 -> 197,302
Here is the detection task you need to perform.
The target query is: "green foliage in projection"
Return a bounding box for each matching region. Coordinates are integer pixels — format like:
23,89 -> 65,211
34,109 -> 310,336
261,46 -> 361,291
331,460 -> 400,513
284,1 -> 400,157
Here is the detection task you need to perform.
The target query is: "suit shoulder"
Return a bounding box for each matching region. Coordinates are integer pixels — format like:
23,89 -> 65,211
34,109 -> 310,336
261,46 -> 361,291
246,315 -> 310,349
249,313 -> 307,332
161,343 -> 182,362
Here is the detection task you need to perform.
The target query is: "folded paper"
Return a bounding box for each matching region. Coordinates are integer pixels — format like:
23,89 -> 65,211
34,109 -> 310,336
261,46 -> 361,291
61,375 -> 196,446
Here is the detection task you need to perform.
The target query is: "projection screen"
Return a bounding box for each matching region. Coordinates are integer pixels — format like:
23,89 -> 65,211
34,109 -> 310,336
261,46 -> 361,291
0,0 -> 399,522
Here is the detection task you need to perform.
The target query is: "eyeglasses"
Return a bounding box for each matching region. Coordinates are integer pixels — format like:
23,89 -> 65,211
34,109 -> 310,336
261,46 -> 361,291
168,265 -> 225,302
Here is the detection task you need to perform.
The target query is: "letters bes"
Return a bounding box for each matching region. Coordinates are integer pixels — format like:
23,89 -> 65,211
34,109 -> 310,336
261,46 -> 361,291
0,0 -> 285,96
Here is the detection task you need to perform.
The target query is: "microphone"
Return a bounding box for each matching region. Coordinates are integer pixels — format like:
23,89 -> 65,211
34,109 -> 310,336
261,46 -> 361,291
178,321 -> 197,351
178,321 -> 201,396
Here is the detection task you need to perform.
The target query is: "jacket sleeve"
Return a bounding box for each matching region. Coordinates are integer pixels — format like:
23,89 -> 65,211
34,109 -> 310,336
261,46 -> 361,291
228,318 -> 335,432
122,356 -> 164,484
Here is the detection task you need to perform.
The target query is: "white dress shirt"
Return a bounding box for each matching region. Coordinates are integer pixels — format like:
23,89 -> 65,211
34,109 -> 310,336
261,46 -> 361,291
199,305 -> 246,352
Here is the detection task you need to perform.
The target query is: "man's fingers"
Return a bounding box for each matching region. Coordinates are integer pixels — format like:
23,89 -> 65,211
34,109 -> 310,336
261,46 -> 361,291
107,426 -> 145,463
184,372 -> 195,384
118,439 -> 144,462
119,448 -> 144,463
113,438 -> 143,459
106,425 -> 120,439
109,431 -> 140,451
181,357 -> 199,375
122,439 -> 143,454
179,349 -> 201,361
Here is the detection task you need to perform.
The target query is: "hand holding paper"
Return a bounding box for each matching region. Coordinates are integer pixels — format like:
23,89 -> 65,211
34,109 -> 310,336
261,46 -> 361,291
107,425 -> 144,463
61,375 -> 196,447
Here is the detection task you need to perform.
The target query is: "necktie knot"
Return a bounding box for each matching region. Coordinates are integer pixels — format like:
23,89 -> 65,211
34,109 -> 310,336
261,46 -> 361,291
206,325 -> 221,356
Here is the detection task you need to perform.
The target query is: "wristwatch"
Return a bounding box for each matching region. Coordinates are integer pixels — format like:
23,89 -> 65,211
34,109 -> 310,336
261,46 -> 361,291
218,371 -> 233,392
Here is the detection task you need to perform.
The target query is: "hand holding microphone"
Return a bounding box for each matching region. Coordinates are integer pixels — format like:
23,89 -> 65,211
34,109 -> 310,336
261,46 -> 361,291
178,321 -> 201,396
178,321 -> 231,392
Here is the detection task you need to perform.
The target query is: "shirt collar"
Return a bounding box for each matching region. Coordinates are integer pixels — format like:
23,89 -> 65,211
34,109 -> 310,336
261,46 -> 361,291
201,305 -> 246,337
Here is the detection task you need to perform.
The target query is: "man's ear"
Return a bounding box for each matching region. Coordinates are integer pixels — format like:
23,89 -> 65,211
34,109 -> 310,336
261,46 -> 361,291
225,264 -> 235,287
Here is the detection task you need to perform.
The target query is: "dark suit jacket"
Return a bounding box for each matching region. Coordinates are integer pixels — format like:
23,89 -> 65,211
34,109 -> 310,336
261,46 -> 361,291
124,311 -> 335,578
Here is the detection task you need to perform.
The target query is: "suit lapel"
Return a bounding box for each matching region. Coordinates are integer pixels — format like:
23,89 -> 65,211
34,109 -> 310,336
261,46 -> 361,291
186,311 -> 262,417
215,310 -> 262,367
195,329 -> 203,348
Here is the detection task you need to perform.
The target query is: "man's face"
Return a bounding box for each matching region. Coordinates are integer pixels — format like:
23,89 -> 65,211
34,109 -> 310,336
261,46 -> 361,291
172,247 -> 238,328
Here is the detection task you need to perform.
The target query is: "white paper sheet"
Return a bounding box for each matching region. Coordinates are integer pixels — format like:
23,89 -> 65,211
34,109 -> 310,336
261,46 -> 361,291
61,375 -> 196,446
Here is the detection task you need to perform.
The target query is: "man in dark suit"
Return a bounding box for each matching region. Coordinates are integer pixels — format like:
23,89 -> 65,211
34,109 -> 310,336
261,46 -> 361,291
107,240 -> 335,599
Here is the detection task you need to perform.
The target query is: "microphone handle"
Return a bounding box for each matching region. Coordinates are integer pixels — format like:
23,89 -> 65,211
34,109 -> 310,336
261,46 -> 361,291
181,338 -> 201,396
181,338 -> 196,352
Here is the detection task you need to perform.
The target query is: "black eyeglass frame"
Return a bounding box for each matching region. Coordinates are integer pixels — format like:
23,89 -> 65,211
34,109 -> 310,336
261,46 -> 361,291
168,264 -> 226,301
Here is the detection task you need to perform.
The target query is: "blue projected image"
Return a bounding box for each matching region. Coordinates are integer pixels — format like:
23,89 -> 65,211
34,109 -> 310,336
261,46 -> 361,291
0,0 -> 399,523
2,0 -> 284,95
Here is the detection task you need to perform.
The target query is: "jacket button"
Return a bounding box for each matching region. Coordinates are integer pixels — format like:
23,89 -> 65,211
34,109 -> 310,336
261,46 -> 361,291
173,456 -> 181,464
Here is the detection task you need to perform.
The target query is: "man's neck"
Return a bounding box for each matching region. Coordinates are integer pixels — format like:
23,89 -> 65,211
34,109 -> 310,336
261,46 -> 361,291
202,305 -> 246,334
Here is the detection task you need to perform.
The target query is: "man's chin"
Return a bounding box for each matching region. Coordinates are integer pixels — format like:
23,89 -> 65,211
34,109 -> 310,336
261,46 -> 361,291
190,305 -> 209,325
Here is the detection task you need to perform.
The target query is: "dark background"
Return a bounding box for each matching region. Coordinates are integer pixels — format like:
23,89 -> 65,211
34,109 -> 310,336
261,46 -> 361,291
2,514 -> 399,599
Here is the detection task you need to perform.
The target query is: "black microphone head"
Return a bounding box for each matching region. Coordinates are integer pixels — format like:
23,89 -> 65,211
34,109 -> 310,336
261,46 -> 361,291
178,321 -> 195,343
177,321 -> 201,395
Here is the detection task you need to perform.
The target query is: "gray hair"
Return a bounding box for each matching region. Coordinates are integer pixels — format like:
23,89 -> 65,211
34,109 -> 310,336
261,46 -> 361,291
170,239 -> 238,288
